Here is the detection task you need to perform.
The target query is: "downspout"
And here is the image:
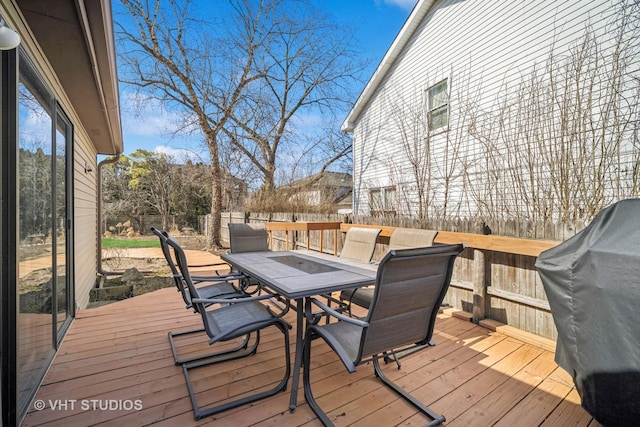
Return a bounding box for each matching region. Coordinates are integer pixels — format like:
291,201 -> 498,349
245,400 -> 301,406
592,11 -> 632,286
97,154 -> 121,277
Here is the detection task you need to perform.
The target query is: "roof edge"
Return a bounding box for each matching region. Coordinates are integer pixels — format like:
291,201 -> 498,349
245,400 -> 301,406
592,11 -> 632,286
83,0 -> 123,154
342,0 -> 436,132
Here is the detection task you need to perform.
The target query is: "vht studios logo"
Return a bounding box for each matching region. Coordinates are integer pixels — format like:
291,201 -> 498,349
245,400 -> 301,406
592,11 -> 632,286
33,399 -> 143,411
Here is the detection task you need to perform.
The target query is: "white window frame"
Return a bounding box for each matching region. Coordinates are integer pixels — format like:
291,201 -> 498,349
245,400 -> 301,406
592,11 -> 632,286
369,186 -> 397,216
427,79 -> 448,131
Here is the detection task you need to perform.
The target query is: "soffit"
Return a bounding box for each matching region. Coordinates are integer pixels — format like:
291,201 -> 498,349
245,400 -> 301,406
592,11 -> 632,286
20,0 -> 122,154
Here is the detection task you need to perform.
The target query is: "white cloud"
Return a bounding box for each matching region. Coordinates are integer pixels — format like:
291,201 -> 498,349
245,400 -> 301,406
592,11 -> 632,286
154,145 -> 208,164
376,0 -> 419,10
120,91 -> 199,137
120,92 -> 166,136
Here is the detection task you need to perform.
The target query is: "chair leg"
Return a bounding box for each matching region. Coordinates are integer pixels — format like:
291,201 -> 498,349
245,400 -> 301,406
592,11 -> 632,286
184,331 -> 260,370
168,328 -> 254,365
303,330 -> 334,426
184,322 -> 291,420
372,356 -> 446,427
383,349 -> 402,369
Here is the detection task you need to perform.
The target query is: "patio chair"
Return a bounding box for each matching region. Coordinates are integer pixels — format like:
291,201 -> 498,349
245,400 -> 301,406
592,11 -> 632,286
151,228 -> 249,364
165,235 -> 292,420
303,244 -> 465,427
340,227 -> 438,314
228,222 -> 269,253
322,227 -> 381,315
338,226 -> 381,262
227,222 -> 272,294
387,227 -> 438,250
152,227 -> 236,277
151,227 -> 244,282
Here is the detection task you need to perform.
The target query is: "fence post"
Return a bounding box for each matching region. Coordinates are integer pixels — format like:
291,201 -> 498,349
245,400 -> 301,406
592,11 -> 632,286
472,249 -> 487,323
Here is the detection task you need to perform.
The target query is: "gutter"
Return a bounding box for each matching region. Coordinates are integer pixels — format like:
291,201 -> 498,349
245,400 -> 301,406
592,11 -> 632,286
78,0 -> 123,155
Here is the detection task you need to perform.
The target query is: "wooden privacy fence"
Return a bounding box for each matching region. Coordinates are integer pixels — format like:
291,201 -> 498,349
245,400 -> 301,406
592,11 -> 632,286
219,212 -> 562,341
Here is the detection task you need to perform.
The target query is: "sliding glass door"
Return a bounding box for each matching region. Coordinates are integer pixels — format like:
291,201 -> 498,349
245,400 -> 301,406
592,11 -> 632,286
16,52 -> 74,420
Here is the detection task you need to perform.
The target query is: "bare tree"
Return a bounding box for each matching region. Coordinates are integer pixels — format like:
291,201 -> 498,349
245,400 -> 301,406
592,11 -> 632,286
128,150 -> 175,230
117,0 -> 269,247
116,0 -> 361,245
220,0 -> 363,201
468,7 -> 640,223
380,65 -> 477,220
102,155 -> 149,232
387,88 -> 432,219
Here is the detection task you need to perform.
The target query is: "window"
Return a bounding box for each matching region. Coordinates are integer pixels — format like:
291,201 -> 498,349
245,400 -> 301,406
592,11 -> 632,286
369,187 -> 396,216
427,79 -> 448,131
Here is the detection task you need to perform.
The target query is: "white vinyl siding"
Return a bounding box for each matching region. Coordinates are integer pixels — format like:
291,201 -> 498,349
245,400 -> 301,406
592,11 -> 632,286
350,0 -> 638,219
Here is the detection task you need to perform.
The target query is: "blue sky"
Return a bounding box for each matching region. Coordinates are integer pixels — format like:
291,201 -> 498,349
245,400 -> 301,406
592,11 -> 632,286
116,0 -> 419,161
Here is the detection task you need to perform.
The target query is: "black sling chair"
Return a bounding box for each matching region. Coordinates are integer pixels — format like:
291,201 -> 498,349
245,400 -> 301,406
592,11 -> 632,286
165,235 -> 292,419
303,244 -> 465,426
151,227 -> 249,365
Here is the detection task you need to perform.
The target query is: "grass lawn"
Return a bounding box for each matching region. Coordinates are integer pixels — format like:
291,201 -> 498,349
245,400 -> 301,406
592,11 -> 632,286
101,238 -> 160,249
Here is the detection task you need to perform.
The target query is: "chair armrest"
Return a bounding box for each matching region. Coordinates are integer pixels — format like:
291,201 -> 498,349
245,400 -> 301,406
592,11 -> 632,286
187,261 -> 230,268
191,272 -> 246,282
306,297 -> 368,328
193,292 -> 275,305
194,292 -> 291,318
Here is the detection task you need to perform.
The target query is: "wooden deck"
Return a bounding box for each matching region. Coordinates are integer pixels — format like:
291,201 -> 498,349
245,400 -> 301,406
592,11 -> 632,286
22,286 -> 597,426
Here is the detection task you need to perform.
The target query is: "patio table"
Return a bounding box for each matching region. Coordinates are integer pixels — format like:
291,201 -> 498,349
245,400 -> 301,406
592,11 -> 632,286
221,249 -> 377,411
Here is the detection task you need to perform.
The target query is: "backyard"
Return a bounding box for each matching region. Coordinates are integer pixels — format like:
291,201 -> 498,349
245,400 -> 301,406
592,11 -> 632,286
92,233 -> 231,307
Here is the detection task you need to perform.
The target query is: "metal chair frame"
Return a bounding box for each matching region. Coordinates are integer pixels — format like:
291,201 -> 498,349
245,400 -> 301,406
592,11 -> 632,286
303,244 -> 465,426
151,227 -> 250,365
165,235 -> 292,420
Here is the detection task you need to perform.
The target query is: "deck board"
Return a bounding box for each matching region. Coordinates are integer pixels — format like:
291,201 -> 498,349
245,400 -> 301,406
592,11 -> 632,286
22,286 -> 596,427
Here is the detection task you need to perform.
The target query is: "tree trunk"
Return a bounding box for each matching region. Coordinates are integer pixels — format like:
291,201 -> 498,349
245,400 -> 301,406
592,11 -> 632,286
161,211 -> 170,232
207,135 -> 223,249
208,173 -> 223,249
262,167 -> 276,196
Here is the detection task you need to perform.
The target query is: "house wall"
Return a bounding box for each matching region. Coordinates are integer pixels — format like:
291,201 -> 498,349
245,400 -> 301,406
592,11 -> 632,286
2,2 -> 120,423
8,6 -> 100,309
351,0 -> 638,221
73,135 -> 99,309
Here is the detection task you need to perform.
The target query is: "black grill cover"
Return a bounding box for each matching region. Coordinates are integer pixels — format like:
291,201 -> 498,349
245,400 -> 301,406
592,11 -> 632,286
536,199 -> 640,426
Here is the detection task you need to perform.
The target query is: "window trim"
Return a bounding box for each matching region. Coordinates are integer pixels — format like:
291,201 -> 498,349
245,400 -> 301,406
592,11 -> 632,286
369,186 -> 397,217
426,79 -> 449,132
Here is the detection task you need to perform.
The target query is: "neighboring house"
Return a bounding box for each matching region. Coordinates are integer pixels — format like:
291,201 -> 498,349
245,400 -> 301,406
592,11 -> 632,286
343,0 -> 639,222
0,1 -> 122,425
283,171 -> 353,212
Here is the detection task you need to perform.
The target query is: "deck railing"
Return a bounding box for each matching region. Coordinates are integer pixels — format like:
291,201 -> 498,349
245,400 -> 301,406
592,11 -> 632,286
265,221 -> 342,254
339,223 -> 558,321
223,219 -> 561,342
